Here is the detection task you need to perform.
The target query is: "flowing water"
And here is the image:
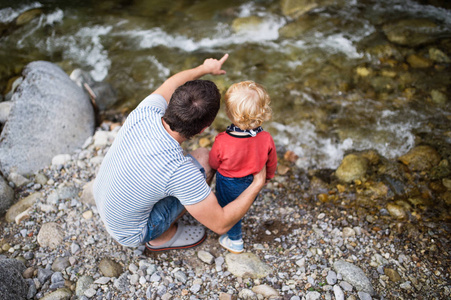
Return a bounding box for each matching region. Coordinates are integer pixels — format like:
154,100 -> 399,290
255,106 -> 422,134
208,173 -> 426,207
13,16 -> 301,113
1,0 -> 450,169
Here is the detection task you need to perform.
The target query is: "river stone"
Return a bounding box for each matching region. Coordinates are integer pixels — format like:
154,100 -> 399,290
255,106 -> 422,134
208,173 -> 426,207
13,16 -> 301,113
0,101 -> 12,123
407,54 -> 433,68
0,258 -> 28,300
232,16 -> 265,33
398,145 -> 441,171
384,268 -> 402,282
0,175 -> 14,215
52,257 -> 70,272
0,61 -> 95,176
99,258 -> 123,277
335,154 -> 368,183
40,288 -> 72,300
37,222 -> 64,249
15,8 -> 43,26
80,180 -> 96,206
252,284 -> 279,298
225,252 -> 272,279
197,250 -> 215,264
430,90 -> 447,106
75,275 -> 94,297
333,260 -> 375,295
238,289 -> 256,299
386,203 -> 407,219
428,48 -> 451,63
281,0 -> 320,19
382,18 -> 440,47
5,192 -> 41,223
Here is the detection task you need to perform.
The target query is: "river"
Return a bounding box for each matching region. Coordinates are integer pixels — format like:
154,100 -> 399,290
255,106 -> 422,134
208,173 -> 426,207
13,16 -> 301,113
1,0 -> 450,169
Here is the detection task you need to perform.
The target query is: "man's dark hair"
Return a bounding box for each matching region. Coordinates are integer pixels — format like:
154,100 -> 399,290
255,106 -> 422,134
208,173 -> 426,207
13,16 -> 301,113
163,80 -> 221,139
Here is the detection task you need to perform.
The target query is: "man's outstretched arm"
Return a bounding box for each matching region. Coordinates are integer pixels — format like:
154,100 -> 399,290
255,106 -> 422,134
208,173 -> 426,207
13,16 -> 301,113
185,166 -> 267,235
152,54 -> 229,103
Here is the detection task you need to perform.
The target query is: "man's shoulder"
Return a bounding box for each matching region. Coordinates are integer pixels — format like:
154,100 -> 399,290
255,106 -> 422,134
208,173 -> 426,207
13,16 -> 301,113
138,94 -> 168,111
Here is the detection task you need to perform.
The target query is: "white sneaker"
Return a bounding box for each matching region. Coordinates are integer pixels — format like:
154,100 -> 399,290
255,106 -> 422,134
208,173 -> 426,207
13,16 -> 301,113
219,234 -> 244,254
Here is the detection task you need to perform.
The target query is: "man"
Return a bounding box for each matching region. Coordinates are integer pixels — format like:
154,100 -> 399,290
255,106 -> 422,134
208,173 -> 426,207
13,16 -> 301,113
93,54 -> 266,252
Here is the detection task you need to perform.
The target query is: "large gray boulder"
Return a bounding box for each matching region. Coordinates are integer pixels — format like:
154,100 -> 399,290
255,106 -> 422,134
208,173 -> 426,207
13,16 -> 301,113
0,175 -> 14,215
0,258 -> 29,300
0,61 -> 95,176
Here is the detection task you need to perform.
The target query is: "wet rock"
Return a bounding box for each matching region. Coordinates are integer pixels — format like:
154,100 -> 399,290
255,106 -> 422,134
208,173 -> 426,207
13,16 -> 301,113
232,16 -> 265,33
225,252 -> 272,279
428,48 -> 451,63
382,19 -> 441,47
0,258 -> 28,300
407,54 -> 433,68
5,192 -> 41,223
335,154 -> 368,183
99,258 -> 123,277
386,203 -> 407,220
0,175 -> 14,215
430,90 -> 447,106
70,68 -> 118,110
15,8 -> 43,26
278,15 -> 320,38
398,145 -> 441,171
333,260 -> 375,295
37,222 -> 64,249
280,0 -> 325,19
0,61 -> 95,176
384,268 -> 402,282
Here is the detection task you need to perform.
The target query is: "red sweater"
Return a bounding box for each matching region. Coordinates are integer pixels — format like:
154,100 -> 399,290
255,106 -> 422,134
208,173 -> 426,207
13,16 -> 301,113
209,131 -> 277,180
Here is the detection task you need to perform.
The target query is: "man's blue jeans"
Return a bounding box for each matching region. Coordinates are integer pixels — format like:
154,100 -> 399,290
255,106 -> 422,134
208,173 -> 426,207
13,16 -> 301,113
215,172 -> 256,241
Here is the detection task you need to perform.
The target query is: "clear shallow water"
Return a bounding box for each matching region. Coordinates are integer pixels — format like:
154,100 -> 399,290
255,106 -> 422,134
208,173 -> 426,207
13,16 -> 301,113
1,0 -> 450,169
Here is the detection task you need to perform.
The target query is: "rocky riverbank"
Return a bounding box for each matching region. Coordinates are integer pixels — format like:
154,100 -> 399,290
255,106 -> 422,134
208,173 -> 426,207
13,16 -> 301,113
1,120 -> 450,300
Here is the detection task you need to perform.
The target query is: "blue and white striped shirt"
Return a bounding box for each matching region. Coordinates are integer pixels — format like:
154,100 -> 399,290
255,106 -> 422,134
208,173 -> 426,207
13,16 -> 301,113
93,94 -> 211,247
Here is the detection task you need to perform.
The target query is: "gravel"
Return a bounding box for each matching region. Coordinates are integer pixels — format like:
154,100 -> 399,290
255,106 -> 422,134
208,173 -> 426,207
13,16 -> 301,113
0,123 -> 450,300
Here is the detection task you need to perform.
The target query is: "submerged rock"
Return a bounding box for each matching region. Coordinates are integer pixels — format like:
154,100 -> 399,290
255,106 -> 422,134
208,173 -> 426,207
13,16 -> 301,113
335,154 -> 368,183
280,0 -> 321,19
382,19 -> 441,47
398,145 -> 441,171
232,16 -> 265,33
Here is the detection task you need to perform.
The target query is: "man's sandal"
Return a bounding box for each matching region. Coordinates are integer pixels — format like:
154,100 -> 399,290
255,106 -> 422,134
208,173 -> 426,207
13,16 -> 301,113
145,222 -> 206,252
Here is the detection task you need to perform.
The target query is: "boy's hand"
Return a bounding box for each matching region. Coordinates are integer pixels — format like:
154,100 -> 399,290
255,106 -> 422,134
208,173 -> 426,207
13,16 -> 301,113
202,54 -> 228,75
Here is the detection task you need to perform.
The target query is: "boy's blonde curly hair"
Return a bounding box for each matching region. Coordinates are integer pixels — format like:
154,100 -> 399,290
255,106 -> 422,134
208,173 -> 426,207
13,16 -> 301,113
224,81 -> 272,130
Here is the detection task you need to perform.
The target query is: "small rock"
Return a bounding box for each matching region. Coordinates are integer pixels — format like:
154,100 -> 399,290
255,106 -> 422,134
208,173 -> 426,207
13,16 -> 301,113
99,258 -> 123,278
37,222 -> 64,249
384,268 -> 402,282
225,252 -> 272,279
333,260 -> 375,295
252,284 -> 279,298
333,285 -> 345,300
197,250 -> 215,264
335,154 -> 368,183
